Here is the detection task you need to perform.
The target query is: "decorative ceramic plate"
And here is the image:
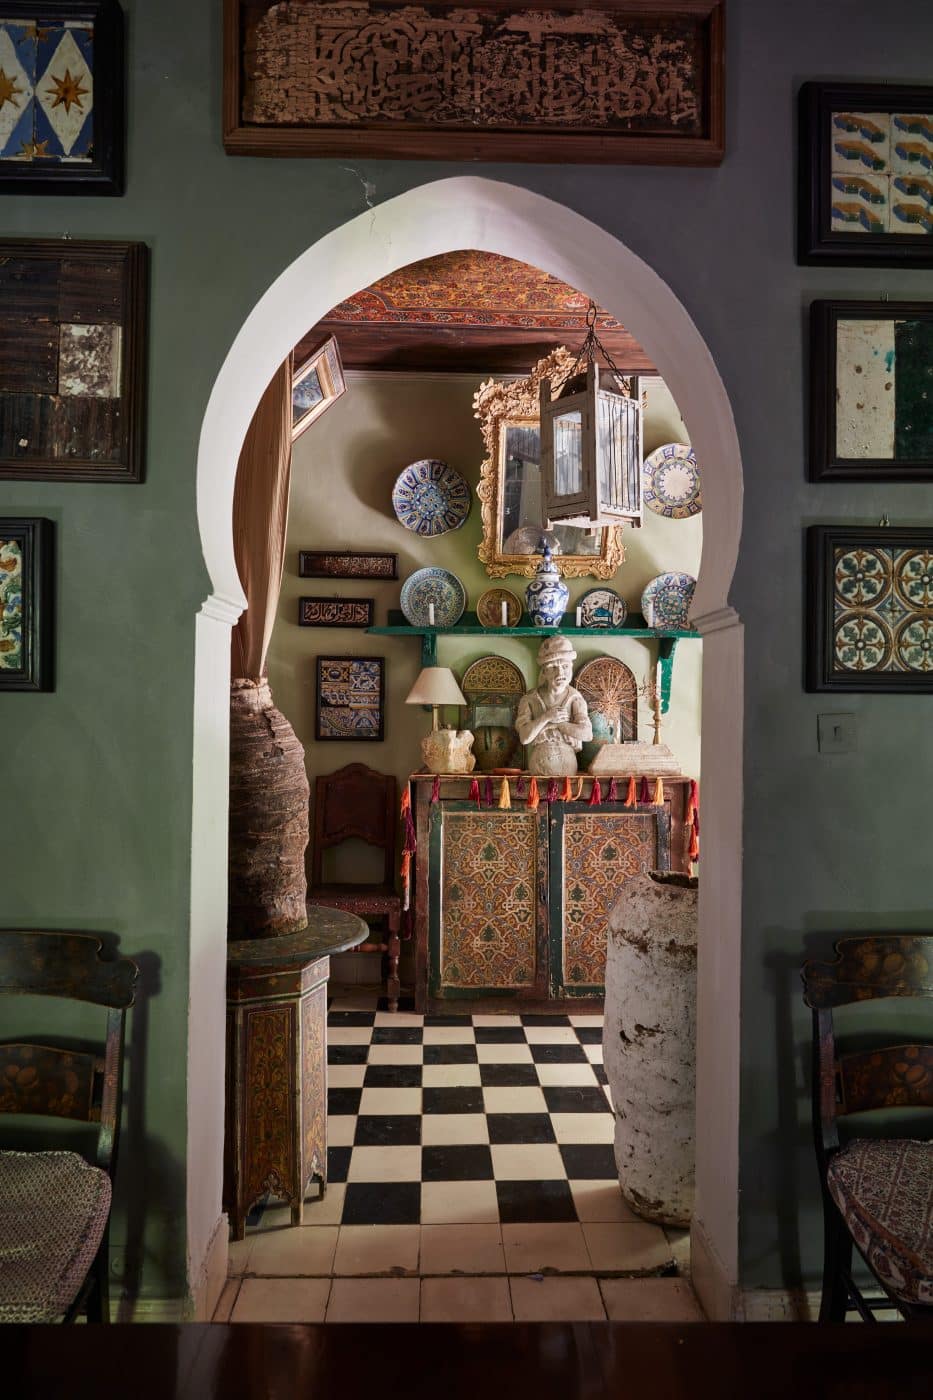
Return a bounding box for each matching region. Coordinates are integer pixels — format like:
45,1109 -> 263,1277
476,587 -> 523,628
392,459 -> 471,536
400,567 -> 467,627
642,443 -> 702,519
640,572 -> 696,630
578,587 -> 627,628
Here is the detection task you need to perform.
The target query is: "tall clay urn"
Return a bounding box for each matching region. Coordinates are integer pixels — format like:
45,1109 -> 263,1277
603,871 -> 698,1226
228,678 -> 310,939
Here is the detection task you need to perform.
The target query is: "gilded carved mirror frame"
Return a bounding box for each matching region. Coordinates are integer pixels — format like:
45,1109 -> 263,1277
473,347 -> 625,580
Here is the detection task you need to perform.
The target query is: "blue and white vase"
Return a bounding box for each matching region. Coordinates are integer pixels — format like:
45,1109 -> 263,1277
525,544 -> 569,627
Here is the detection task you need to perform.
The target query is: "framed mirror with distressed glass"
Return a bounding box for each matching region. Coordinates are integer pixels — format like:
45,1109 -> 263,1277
474,348 -> 624,579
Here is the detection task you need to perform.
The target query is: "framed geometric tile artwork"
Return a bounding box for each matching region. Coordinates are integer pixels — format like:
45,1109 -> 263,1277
299,597 -> 374,628
315,655 -> 385,740
810,301 -> 933,482
807,525 -> 933,692
0,239 -> 148,482
799,82 -> 933,266
0,516 -> 53,691
291,335 -> 346,441
0,1 -> 124,195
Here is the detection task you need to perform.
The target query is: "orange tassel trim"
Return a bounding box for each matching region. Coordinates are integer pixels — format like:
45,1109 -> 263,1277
527,776 -> 540,811
498,778 -> 511,809
561,775 -> 572,802
624,776 -> 637,807
571,778 -> 585,802
652,777 -> 664,805
688,826 -> 699,861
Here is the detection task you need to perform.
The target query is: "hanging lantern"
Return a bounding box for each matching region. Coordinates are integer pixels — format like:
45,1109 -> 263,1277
540,303 -> 643,529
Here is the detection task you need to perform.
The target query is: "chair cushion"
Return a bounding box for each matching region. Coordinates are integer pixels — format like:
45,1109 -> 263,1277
0,1149 -> 111,1322
309,885 -> 400,915
826,1138 -> 933,1305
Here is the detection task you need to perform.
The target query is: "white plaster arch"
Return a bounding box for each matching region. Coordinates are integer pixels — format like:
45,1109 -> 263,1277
187,177 -> 744,1320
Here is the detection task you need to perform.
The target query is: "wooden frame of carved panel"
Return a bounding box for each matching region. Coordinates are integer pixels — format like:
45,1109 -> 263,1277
223,1 -> 725,166
474,348 -> 625,580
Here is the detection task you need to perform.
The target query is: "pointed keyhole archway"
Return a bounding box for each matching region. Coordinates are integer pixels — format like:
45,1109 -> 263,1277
187,177 -> 745,1319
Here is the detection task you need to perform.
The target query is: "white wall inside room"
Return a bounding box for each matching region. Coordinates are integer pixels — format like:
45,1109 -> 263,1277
267,369 -> 703,821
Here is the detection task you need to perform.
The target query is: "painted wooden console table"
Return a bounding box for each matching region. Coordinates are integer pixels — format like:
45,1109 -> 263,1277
412,774 -> 691,1013
224,907 -> 367,1239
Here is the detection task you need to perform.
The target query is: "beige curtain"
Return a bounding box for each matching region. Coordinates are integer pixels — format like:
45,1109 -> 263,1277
231,358 -> 292,680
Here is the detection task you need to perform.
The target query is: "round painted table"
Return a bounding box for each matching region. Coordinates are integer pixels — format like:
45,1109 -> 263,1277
224,906 -> 368,1239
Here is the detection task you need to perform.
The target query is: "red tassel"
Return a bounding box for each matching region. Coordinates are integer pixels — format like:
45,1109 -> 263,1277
589,777 -> 602,806
469,777 -> 481,807
686,778 -> 699,823
688,826 -> 699,861
652,777 -> 664,806
431,775 -> 440,804
623,776 -> 636,807
400,783 -> 417,854
400,785 -> 411,815
545,778 -> 558,804
483,776 -> 494,806
527,776 -> 539,811
639,777 -> 651,805
607,777 -> 619,803
692,808 -> 700,838
516,775 -> 527,798
561,775 -> 572,801
400,850 -> 411,911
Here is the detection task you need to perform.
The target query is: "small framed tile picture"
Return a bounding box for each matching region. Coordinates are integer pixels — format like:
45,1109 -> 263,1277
810,301 -> 933,481
0,516 -> 53,691
315,655 -> 385,740
291,336 -> 346,441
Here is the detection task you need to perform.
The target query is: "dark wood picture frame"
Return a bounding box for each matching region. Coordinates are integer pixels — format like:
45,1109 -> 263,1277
0,239 -> 148,483
299,597 -> 375,628
806,524 -> 933,693
799,81 -> 933,266
223,0 -> 725,166
315,655 -> 386,741
0,516 -> 53,691
299,551 -> 398,581
810,301 -> 933,482
0,1 -> 124,196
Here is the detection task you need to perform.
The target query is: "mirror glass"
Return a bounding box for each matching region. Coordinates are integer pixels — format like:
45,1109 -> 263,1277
499,423 -> 604,557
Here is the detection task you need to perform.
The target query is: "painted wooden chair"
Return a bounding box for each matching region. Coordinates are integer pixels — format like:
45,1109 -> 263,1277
801,934 -> 933,1321
308,763 -> 402,1011
0,930 -> 138,1323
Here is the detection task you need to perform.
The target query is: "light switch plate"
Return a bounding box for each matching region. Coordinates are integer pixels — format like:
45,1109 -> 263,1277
818,712 -> 857,754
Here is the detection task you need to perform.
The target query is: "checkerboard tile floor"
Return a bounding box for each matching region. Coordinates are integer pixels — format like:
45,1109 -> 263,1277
218,995 -> 698,1324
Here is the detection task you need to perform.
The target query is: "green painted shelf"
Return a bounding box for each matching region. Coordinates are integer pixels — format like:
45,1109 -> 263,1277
366,611 -> 699,712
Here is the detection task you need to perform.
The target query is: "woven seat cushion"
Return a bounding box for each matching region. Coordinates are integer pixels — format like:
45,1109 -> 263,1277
827,1138 -> 933,1306
0,1149 -> 111,1322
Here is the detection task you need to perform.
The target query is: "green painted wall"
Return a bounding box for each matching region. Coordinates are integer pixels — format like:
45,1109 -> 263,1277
3,0 -> 932,1302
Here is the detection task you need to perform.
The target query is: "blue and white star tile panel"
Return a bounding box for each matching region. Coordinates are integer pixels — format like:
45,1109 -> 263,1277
0,18 -> 94,164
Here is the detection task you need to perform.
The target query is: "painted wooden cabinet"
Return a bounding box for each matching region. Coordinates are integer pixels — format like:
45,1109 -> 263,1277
412,775 -> 690,1011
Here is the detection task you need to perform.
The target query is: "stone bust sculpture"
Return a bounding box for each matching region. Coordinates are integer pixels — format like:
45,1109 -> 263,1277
516,635 -> 592,776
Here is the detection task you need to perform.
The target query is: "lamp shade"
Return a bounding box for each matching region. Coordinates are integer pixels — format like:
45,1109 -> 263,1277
405,666 -> 467,707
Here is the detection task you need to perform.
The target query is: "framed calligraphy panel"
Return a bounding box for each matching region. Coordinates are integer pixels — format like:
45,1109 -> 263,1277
223,0 -> 725,165
299,597 -> 375,627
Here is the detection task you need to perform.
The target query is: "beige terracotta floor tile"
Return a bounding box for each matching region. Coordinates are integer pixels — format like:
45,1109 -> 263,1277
482,1086 -> 547,1115
420,1276 -> 512,1322
346,1145 -> 422,1183
569,1180 -> 638,1224
333,1224 -> 420,1276
600,1277 -> 704,1321
490,1142 -> 565,1181
247,1224 -> 338,1277
227,1236 -> 253,1276
327,1064 -> 366,1088
420,1224 -> 506,1275
535,1062 -> 599,1087
367,1044 -> 423,1066
422,1062 -> 482,1088
327,1115 -> 356,1147
501,1222 -> 591,1274
476,1043 -> 533,1064
510,1275 -> 606,1321
231,1277 -> 331,1323
421,1113 -> 490,1146
211,1278 -> 241,1322
471,1014 -> 523,1027
302,1184 -> 347,1228
420,1179 -> 499,1225
423,1026 -> 476,1045
583,1043 -> 604,1064
582,1222 -> 673,1274
328,1027 -> 375,1045
358,1087 -> 422,1115
523,1026 -> 580,1045
326,1277 -> 420,1323
550,1112 -> 614,1144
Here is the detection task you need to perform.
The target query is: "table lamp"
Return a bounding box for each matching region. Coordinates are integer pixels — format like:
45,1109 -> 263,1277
405,666 -> 476,774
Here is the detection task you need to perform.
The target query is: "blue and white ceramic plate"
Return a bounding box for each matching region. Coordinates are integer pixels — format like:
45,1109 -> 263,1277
400,567 -> 467,628
642,443 -> 702,519
392,459 -> 471,536
640,572 -> 696,629
578,587 -> 628,628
